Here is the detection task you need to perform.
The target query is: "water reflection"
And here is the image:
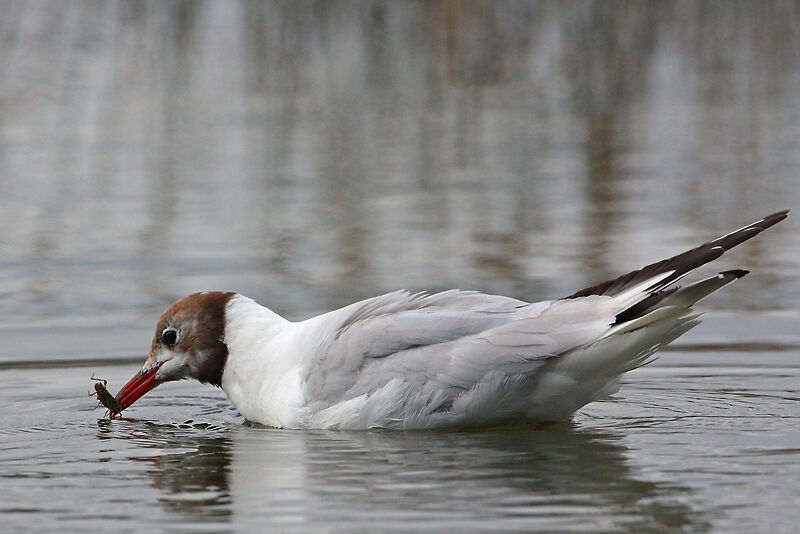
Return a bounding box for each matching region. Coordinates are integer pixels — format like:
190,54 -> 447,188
120,421 -> 707,531
100,420 -> 234,526
1,1 -> 798,332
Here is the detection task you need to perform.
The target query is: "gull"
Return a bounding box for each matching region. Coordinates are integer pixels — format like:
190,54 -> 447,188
112,210 -> 788,429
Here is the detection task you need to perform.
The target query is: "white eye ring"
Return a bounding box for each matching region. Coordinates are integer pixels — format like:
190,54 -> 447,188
161,327 -> 180,346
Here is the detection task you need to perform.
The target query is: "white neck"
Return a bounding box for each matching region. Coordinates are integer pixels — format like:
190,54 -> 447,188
221,295 -> 305,427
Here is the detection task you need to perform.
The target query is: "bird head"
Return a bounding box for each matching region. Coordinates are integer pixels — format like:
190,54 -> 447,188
112,291 -> 235,417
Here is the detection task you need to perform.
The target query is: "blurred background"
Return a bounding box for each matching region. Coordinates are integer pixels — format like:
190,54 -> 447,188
0,0 -> 798,361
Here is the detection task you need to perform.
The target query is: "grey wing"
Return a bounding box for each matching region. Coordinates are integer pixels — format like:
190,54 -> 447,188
302,290 -> 614,412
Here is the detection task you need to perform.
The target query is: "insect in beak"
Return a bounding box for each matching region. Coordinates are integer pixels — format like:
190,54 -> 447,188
89,373 -> 121,415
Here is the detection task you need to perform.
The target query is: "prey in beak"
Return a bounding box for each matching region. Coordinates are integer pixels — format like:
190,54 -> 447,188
109,291 -> 234,418
110,361 -> 164,418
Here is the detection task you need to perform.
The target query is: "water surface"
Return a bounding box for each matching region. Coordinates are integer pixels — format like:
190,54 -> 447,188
1,2 -> 800,532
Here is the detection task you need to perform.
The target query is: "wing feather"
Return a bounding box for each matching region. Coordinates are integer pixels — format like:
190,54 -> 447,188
297,211 -> 788,428
302,293 -> 615,412
566,210 -> 788,300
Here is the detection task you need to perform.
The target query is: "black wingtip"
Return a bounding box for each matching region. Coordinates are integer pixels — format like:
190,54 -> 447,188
721,269 -> 749,279
760,209 -> 790,230
565,210 -> 787,300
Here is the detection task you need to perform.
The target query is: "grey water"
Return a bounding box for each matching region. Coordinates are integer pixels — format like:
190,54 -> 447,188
2,1 -> 800,532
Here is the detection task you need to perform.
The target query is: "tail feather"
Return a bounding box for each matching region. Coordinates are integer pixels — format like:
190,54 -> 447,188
535,313 -> 702,419
614,270 -> 747,324
533,211 -> 787,421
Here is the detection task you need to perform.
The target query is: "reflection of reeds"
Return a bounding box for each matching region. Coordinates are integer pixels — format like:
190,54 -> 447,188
0,0 -> 796,321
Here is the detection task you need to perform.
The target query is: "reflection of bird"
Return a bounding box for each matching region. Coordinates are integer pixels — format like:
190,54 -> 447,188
231,425 -> 702,532
113,211 -> 787,429
129,423 -> 702,531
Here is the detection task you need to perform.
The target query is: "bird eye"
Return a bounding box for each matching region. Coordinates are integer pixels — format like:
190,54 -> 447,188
161,328 -> 179,346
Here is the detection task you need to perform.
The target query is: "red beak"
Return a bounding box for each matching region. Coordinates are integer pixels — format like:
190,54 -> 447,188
111,362 -> 164,418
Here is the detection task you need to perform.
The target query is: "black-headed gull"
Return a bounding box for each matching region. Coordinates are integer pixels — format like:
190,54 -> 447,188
112,210 -> 788,429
